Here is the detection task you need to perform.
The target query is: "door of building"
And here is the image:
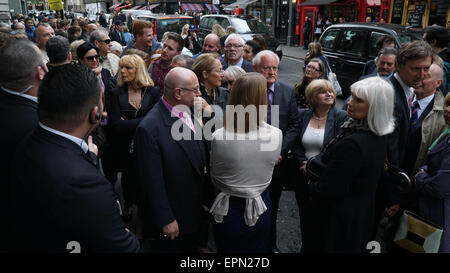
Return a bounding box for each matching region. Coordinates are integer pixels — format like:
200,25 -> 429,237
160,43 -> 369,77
300,7 -> 317,47
276,2 -> 290,43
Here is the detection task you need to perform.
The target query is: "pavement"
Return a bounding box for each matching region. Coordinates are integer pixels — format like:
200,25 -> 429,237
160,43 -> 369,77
281,45 -> 308,61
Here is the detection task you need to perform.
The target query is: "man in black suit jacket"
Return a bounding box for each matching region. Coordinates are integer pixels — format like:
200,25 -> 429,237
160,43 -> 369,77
9,64 -> 140,253
134,67 -> 206,253
223,34 -> 253,72
110,22 -> 125,46
0,39 -> 47,252
253,50 -> 300,253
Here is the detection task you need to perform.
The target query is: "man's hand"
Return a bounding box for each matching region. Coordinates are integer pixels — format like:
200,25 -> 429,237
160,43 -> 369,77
162,220 -> 179,240
384,204 -> 400,218
87,135 -> 98,156
300,161 -> 307,175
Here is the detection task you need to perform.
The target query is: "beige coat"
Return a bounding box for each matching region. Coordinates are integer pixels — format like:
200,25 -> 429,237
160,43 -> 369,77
412,90 -> 446,175
101,53 -> 120,77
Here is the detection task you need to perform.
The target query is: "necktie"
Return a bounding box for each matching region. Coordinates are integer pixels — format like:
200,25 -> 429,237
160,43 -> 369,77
411,100 -> 420,124
267,89 -> 273,124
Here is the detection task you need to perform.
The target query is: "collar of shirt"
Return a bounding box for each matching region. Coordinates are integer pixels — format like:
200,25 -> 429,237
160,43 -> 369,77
394,72 -> 414,102
229,57 -> 243,68
1,86 -> 38,103
161,97 -> 196,133
414,93 -> 435,117
268,83 -> 275,93
39,122 -> 89,153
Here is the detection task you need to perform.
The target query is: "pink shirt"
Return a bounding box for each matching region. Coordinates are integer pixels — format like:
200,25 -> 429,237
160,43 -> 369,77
161,97 -> 196,133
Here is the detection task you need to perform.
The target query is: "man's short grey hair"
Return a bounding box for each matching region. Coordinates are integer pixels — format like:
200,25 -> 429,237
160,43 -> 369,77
350,77 -> 395,136
172,54 -> 194,70
46,35 -> 70,64
110,41 -> 123,54
223,66 -> 246,81
0,39 -> 43,90
89,27 -> 109,43
378,47 -> 397,58
252,50 -> 279,67
224,33 -> 245,47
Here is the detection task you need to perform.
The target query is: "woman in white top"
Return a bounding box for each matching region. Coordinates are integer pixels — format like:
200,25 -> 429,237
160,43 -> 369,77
291,79 -> 347,252
209,73 -> 282,253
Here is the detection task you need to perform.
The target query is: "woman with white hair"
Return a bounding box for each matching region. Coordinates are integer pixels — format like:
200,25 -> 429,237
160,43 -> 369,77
222,65 -> 246,91
306,77 -> 395,252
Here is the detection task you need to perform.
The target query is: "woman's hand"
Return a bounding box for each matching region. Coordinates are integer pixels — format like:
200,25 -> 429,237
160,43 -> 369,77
300,161 -> 307,175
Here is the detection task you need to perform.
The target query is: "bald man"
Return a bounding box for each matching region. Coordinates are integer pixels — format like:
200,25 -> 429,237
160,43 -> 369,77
34,23 -> 55,63
134,67 -> 206,253
87,23 -> 98,35
193,33 -> 225,65
404,64 -> 446,177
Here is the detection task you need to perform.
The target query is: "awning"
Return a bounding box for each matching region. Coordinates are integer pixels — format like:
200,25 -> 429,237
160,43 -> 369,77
139,3 -> 160,10
181,3 -> 204,13
299,0 -> 338,6
116,4 -> 133,11
205,3 -> 219,13
223,0 -> 258,11
109,2 -> 125,10
131,5 -> 144,10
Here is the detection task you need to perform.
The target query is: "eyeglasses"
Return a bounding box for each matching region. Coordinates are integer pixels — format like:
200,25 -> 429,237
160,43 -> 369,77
212,69 -> 224,74
261,66 -> 278,72
85,55 -> 100,61
179,87 -> 200,93
306,65 -> 320,72
101,39 -> 111,44
225,44 -> 244,49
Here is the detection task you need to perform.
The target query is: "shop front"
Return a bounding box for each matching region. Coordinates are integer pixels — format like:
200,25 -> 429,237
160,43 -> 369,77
389,0 -> 449,28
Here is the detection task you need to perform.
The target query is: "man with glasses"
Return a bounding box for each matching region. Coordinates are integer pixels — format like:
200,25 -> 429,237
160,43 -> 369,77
134,67 -> 207,253
223,34 -> 253,72
90,28 -> 119,77
253,50 -> 300,253
0,39 -> 47,252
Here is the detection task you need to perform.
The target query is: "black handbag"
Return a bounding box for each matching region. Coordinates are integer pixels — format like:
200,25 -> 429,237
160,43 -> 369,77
305,155 -> 326,181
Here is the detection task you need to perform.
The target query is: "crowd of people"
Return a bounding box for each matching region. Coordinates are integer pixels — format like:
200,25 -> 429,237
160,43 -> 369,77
0,10 -> 450,254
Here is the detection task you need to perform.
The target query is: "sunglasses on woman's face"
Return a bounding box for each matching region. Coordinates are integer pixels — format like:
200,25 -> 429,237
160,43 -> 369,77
85,55 -> 100,62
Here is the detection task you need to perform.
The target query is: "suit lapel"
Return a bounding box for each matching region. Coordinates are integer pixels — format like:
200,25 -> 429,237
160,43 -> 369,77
158,101 -> 204,175
273,81 -> 281,106
324,108 -> 336,144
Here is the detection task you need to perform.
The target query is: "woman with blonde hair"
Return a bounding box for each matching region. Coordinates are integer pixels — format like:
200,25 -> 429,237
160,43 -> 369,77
210,72 -> 282,253
211,24 -> 226,38
180,24 -> 189,39
109,54 -> 161,224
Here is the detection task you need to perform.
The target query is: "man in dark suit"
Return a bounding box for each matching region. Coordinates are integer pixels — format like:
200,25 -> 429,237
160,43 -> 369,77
109,22 -> 125,46
134,67 -> 207,253
223,34 -> 253,72
0,39 -> 47,252
253,50 -> 300,253
9,64 -> 140,253
192,34 -> 225,66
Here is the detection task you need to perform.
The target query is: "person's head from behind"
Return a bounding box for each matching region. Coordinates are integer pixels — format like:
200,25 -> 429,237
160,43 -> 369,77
110,40 -> 122,57
376,47 -> 397,76
67,26 -> 82,41
414,64 -> 443,100
376,35 -> 395,51
171,54 -> 194,70
226,72 -> 268,133
396,40 -> 433,88
307,42 -> 323,58
251,34 -> 267,50
77,42 -> 100,70
348,77 -> 395,136
305,79 -> 336,110
70,39 -> 85,63
164,67 -> 201,107
423,25 -> 450,52
0,39 -> 47,93
444,93 -> 450,126
87,23 -> 97,35
15,22 -> 25,31
123,48 -> 149,63
161,32 -> 183,63
244,40 -> 262,62
132,20 -> 154,49
253,50 -> 280,87
223,66 -> 246,91
35,23 -> 55,50
366,16 -> 372,23
304,58 -> 326,80
193,53 -> 224,89
46,36 -> 71,66
38,64 -> 103,133
117,54 -> 154,89
211,24 -> 226,37
203,33 -> 221,53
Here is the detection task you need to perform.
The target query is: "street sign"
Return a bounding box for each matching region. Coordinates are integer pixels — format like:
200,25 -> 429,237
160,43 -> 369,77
49,0 -> 64,11
213,0 -> 219,5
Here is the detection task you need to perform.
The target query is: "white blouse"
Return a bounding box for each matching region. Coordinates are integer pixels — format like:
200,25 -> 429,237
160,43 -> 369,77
302,122 -> 325,159
209,122 -> 282,226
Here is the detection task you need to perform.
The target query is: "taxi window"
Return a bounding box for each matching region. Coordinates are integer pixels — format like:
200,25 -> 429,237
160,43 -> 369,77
321,29 -> 339,50
336,30 -> 369,57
